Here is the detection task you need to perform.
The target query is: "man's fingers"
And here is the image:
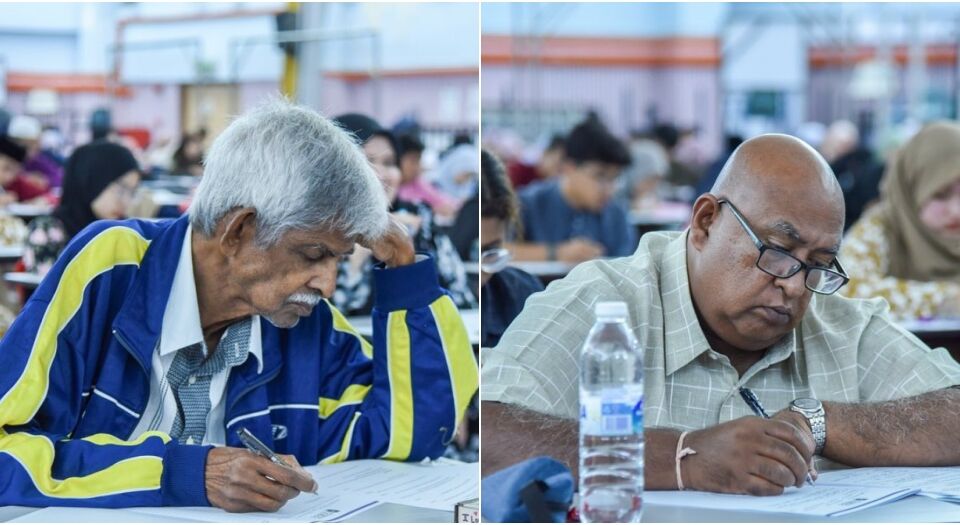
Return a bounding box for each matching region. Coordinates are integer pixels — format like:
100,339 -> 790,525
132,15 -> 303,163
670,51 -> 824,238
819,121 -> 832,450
764,419 -> 814,460
255,456 -> 317,493
241,490 -> 286,513
749,453 -> 799,489
744,474 -> 786,497
757,433 -> 809,487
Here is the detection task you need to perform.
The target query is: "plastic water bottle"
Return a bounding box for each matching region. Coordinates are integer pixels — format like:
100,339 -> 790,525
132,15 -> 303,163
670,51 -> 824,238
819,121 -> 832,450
579,301 -> 644,523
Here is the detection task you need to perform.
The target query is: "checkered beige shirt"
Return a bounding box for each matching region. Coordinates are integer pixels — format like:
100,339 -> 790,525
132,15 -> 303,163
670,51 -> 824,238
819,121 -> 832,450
481,230 -> 960,431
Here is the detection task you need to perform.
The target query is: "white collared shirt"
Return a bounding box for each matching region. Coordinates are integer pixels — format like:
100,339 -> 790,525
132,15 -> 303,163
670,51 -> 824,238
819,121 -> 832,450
129,226 -> 263,445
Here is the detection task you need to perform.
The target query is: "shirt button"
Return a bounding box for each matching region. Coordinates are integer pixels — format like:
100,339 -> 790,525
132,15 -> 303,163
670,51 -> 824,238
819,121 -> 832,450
186,437 -> 194,445
188,375 -> 196,385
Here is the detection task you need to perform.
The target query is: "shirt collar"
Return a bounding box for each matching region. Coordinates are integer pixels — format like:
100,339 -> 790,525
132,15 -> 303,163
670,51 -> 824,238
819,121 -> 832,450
159,226 -> 263,372
660,230 -> 797,377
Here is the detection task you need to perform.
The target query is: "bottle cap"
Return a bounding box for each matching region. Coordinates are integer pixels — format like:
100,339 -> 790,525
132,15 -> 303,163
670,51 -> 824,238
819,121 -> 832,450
595,301 -> 628,319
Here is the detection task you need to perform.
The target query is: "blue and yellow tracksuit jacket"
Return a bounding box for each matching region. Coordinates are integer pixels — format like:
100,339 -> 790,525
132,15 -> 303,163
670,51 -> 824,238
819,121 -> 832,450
0,215 -> 478,508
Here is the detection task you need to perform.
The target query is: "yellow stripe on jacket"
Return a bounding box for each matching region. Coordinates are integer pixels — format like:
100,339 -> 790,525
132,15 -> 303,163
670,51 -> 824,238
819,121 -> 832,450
0,227 -> 150,427
429,296 -> 478,430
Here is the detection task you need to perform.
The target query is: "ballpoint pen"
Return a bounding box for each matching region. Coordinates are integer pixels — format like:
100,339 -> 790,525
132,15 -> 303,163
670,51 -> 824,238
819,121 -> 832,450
738,387 -> 816,487
237,427 -> 318,494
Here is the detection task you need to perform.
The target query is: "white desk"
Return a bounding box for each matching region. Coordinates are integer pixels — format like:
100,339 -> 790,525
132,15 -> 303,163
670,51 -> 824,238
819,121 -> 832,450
347,309 -> 480,346
5,502 -> 450,523
5,203 -> 52,220
509,260 -> 577,279
629,202 -> 691,228
3,271 -> 41,289
0,245 -> 23,262
900,318 -> 960,335
641,494 -> 960,522
149,188 -> 190,207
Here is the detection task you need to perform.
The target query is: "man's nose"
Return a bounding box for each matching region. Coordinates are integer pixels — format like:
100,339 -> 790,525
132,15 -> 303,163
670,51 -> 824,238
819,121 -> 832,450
307,260 -> 338,298
774,269 -> 807,299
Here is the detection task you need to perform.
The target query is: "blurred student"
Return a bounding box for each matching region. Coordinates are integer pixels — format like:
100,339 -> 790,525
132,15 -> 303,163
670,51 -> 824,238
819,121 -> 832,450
6,116 -> 52,199
0,136 -> 26,206
508,134 -> 565,190
395,133 -> 460,218
840,121 -> 960,320
480,150 -> 543,348
430,139 -> 479,204
22,142 -> 141,275
173,129 -> 206,177
331,114 -> 476,315
652,123 -> 700,188
821,120 -> 884,230
510,118 -> 634,262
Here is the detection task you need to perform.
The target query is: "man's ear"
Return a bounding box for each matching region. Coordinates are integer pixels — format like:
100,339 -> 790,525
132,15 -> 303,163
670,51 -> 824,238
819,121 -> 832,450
218,207 -> 258,258
689,194 -> 721,252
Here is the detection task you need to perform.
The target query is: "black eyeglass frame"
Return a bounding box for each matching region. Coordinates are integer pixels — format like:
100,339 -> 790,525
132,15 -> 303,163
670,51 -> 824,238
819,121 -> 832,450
716,198 -> 849,295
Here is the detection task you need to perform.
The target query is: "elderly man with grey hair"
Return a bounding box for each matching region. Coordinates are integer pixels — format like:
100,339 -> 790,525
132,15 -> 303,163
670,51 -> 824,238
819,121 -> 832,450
0,100 -> 477,512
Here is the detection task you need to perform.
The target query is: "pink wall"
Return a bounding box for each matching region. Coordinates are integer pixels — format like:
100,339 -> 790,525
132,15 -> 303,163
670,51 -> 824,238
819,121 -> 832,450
318,73 -> 479,129
481,64 -> 722,158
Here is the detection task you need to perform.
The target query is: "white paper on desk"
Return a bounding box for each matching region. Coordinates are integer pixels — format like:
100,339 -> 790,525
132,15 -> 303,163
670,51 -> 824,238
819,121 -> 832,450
127,491 -> 379,523
816,466 -> 960,499
643,485 -> 918,517
306,459 -> 478,511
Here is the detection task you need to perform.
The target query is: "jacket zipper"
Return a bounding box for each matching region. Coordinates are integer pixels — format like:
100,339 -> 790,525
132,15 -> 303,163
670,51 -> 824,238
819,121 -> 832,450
227,365 -> 283,418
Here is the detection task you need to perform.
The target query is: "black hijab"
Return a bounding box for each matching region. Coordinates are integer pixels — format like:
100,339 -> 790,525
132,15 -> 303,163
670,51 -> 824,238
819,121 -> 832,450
53,141 -> 139,239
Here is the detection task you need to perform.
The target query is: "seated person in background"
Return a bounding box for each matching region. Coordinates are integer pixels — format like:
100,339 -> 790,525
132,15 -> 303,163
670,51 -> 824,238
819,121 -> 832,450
22,141 -> 141,275
9,116 -> 63,189
0,100 -> 477,511
429,139 -> 479,207
508,134 -> 565,190
840,121 -> 960,319
0,136 -> 26,206
396,133 -> 460,218
480,149 -> 543,348
509,117 -> 635,263
331,113 -> 476,316
4,117 -> 49,202
482,133 -> 960,496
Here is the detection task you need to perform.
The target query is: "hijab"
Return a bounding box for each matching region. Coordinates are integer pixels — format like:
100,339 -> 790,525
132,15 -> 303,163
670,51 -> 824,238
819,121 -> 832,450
878,121 -> 960,282
53,141 -> 139,239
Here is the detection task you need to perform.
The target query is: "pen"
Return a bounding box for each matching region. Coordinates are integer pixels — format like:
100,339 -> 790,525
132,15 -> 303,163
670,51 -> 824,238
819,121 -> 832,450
237,427 -> 318,494
738,387 -> 816,487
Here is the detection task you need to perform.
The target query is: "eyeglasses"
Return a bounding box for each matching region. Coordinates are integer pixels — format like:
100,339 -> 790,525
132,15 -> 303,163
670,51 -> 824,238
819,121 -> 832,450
480,247 -> 512,274
717,199 -> 849,295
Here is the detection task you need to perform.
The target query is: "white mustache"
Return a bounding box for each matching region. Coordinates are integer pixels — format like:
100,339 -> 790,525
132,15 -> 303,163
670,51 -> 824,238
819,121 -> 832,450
287,293 -> 323,306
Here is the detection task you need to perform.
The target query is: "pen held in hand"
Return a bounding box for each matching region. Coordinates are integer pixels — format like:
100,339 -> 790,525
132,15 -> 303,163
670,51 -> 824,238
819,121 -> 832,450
738,387 -> 816,487
236,427 -> 319,494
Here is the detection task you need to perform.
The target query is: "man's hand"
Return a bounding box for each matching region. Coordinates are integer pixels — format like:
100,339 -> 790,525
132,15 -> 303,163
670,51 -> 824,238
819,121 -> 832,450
359,215 -> 416,268
205,447 -> 317,513
556,238 -> 605,263
682,416 -> 816,496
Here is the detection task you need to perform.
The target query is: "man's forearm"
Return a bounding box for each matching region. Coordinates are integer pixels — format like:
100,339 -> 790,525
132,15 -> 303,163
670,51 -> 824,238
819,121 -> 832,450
481,401 -> 683,489
823,388 -> 960,466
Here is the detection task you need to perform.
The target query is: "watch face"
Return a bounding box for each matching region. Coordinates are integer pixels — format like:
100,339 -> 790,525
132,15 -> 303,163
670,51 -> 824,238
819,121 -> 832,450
793,398 -> 820,411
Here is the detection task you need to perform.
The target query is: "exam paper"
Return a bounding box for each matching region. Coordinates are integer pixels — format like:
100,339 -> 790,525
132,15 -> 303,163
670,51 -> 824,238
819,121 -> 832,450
127,492 -> 379,523
306,459 -> 479,511
642,484 -> 918,517
817,466 -> 960,499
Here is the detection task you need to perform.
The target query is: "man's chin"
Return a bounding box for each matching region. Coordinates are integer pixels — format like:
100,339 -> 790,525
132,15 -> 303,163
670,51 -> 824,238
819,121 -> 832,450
263,313 -> 301,329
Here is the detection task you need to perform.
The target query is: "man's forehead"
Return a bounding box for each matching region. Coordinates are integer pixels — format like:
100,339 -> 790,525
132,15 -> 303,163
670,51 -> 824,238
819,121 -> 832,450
285,227 -> 356,251
765,218 -> 841,254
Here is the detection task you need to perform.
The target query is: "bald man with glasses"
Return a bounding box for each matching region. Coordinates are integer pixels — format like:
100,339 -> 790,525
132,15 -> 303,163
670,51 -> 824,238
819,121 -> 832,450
481,133 -> 960,497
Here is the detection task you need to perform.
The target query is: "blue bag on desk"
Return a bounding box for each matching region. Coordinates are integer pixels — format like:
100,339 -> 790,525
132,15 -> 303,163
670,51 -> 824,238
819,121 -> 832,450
481,456 -> 574,523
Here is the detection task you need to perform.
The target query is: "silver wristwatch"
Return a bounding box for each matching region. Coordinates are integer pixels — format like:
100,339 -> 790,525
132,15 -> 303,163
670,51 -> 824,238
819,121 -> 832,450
790,398 -> 826,455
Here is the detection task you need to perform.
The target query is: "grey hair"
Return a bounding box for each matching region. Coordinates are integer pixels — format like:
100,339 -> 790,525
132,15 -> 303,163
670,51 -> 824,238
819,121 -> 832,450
189,97 -> 389,246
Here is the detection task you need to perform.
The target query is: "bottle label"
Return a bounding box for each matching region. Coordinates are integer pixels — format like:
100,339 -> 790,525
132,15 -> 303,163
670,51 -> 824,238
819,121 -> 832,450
580,387 -> 644,437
